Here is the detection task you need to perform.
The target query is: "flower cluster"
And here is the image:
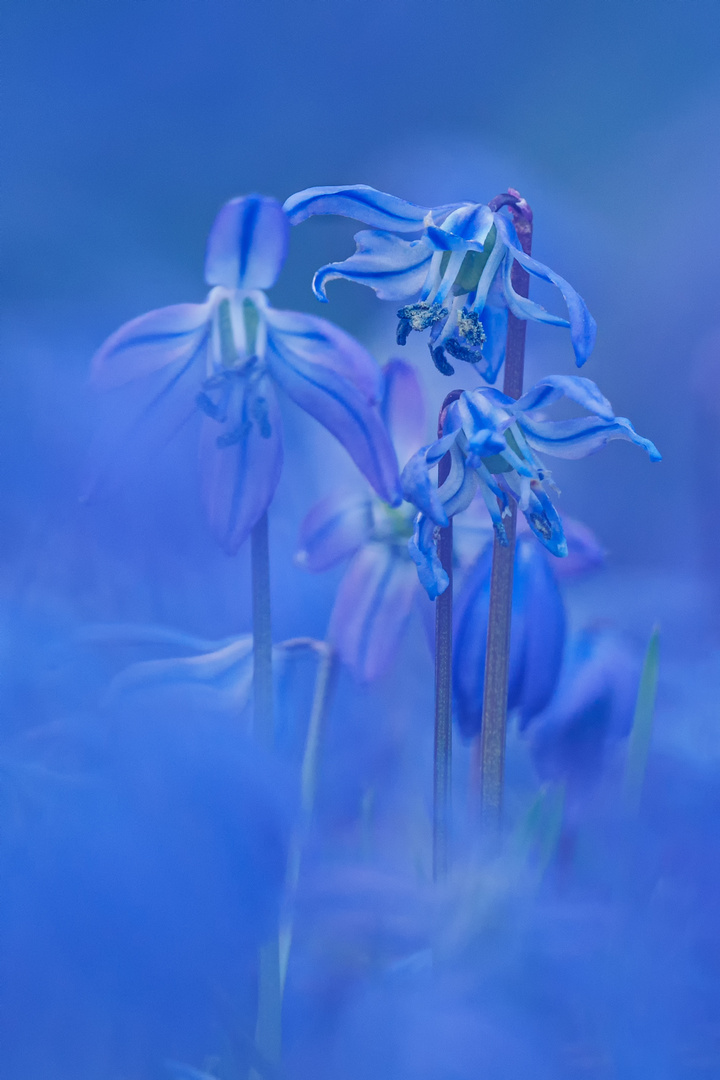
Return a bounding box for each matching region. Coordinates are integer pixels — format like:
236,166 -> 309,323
400,375 -> 660,598
284,184 -> 596,380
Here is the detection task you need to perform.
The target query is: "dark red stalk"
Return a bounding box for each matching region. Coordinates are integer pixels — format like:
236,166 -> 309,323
433,389 -> 462,880
475,190 -> 533,829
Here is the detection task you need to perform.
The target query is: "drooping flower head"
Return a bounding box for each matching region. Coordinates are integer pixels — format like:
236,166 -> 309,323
296,359 -> 426,682
90,195 -> 401,554
401,375 -> 660,598
525,627 -> 642,800
283,185 -> 596,380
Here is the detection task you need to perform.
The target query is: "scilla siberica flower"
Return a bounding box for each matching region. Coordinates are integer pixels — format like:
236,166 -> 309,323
295,359 -> 425,682
283,185 -> 596,380
402,375 -> 660,598
90,195 -> 401,554
524,627 -> 642,799
453,524 -> 604,739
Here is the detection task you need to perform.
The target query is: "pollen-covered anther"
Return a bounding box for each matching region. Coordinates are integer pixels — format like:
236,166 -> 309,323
528,511 -> 553,540
397,301 -> 448,333
456,307 -> 486,348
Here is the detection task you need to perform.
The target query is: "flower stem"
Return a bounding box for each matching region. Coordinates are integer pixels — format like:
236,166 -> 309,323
249,511 -> 281,1076
278,640 -> 336,992
434,390 -> 462,880
476,190 -> 533,830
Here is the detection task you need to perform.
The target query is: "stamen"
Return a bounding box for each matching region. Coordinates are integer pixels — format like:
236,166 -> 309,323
429,343 -> 455,377
216,420 -> 251,448
527,511 -> 552,540
397,301 -> 449,332
456,308 -> 486,348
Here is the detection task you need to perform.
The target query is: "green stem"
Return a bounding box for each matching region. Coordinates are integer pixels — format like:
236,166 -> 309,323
476,190 -> 533,831
278,641 -> 336,992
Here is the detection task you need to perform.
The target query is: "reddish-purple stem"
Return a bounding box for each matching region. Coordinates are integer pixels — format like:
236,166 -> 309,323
474,189 -> 533,827
434,388 -> 462,880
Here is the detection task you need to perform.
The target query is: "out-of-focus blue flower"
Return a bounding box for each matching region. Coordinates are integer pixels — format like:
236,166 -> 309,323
401,375 -> 660,598
283,184 -> 596,380
524,627 -> 641,797
296,359 -> 425,682
454,536 -> 566,739
90,194 -> 401,554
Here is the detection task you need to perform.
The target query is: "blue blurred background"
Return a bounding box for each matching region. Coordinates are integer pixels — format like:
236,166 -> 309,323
3,1 -> 720,1077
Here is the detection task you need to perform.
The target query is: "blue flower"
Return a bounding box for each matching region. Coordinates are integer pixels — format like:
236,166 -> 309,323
283,185 -> 596,380
454,536 -> 565,740
90,194 -> 401,554
296,359 -> 427,682
524,627 -> 642,798
400,375 -> 660,599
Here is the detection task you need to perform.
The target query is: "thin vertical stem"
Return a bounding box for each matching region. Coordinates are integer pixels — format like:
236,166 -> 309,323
249,511 -> 280,1076
476,190 -> 533,830
434,390 -> 462,880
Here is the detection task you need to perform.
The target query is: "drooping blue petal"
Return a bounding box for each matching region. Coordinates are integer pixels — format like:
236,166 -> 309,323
519,413 -> 662,461
425,204 -> 494,251
90,300 -> 213,390
453,536 -> 566,739
501,251 -> 571,330
516,482 -> 568,557
312,231 -> 434,303
204,194 -> 290,291
265,316 -> 401,506
476,284 -> 508,385
400,431 -> 460,526
265,307 -> 382,402
329,543 -> 418,681
199,372 -> 284,555
515,376 -> 614,422
526,628 -> 641,794
296,490 -> 373,572
408,513 -> 448,599
381,359 -> 427,467
283,185 -> 432,232
108,636 -> 255,714
495,214 -> 597,365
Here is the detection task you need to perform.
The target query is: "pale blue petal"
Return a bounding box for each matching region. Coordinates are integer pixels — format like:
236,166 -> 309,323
266,308 -> 382,402
200,373 -> 284,555
496,215 -> 597,364
108,636 -> 255,713
329,544 -> 418,681
400,431 -> 459,525
283,185 -> 431,232
408,513 -> 448,599
381,359 -> 427,467
517,482 -> 568,557
520,414 -> 662,461
515,375 -> 614,421
204,195 -> 290,291
266,319 -> 401,506
477,292 -> 508,385
457,390 -> 512,459
425,204 -> 493,251
501,252 -> 571,329
441,449 -> 478,519
312,231 -> 434,303
296,490 -> 373,572
90,301 -> 213,390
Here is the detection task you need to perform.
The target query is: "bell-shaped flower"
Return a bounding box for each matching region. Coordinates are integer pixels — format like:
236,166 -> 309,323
400,375 -> 660,599
524,627 -> 641,799
454,526 -> 602,740
296,359 -> 427,682
283,184 -> 596,380
89,194 -> 401,554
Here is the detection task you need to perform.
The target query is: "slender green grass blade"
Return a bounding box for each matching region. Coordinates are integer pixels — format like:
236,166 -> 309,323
623,624 -> 660,813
